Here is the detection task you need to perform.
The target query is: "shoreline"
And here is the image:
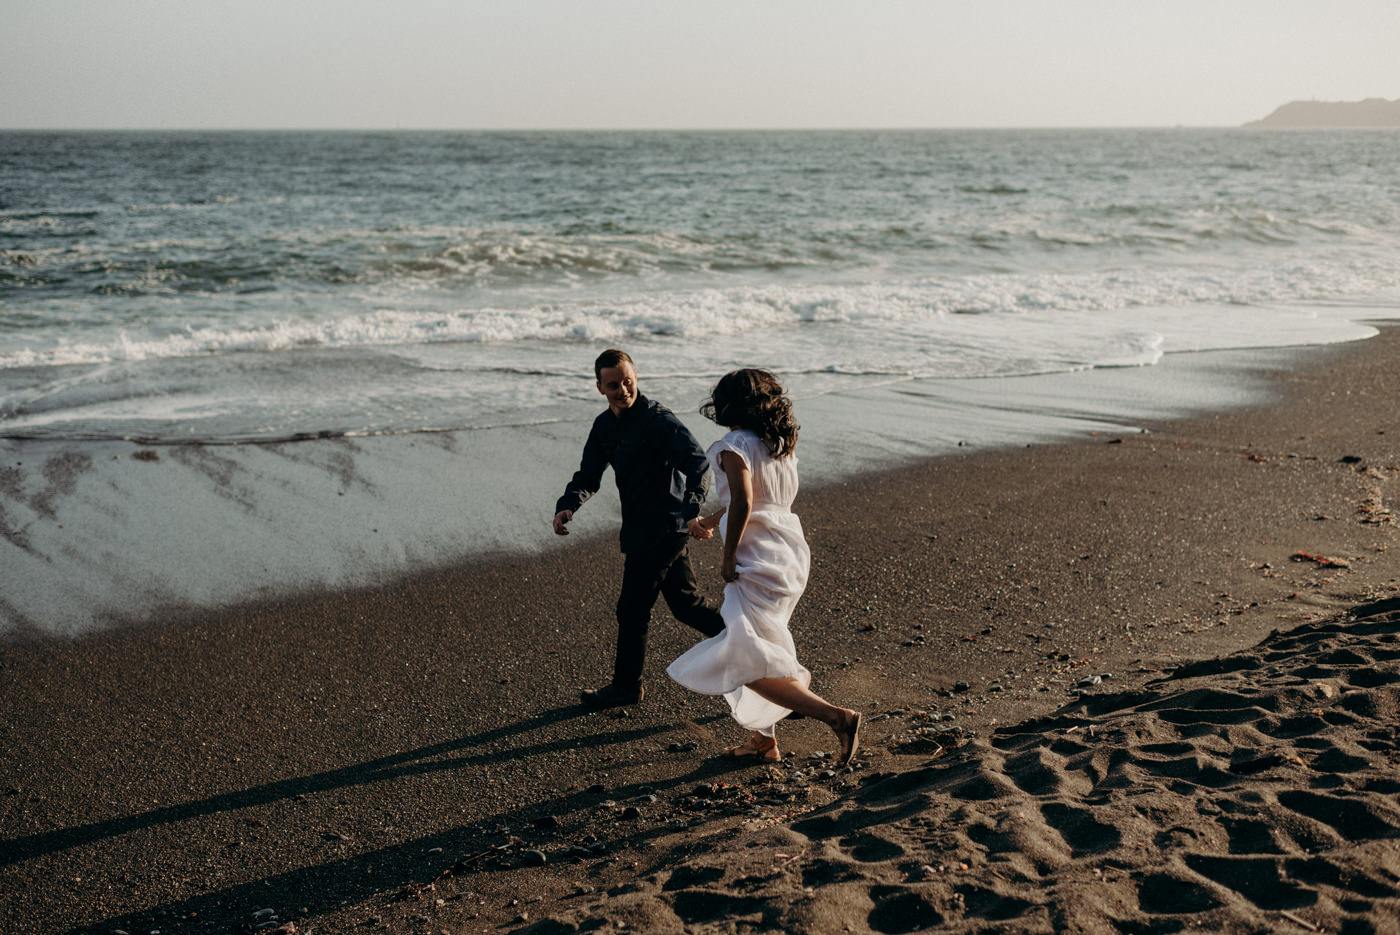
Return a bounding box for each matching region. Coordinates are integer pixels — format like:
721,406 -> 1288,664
1,328 -> 1397,934
5,310 -> 1397,638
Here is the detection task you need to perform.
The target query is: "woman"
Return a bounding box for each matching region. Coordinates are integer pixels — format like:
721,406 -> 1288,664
668,369 -> 860,765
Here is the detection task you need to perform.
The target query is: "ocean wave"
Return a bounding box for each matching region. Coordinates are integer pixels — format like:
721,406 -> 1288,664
4,200 -> 1395,306
0,226 -> 838,300
5,260 -> 1397,371
0,210 -> 102,232
0,212 -> 101,240
958,205 -> 1378,255
123,195 -> 243,213
375,229 -> 781,281
957,184 -> 1030,195
8,297 -> 1397,446
0,323 -> 1167,444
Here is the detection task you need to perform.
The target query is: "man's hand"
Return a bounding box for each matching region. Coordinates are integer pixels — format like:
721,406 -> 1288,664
553,510 -> 573,536
687,517 -> 713,540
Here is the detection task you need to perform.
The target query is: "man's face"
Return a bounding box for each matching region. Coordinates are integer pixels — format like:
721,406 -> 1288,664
597,361 -> 638,416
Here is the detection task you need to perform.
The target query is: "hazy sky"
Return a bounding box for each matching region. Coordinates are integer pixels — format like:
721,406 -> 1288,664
3,0 -> 1397,129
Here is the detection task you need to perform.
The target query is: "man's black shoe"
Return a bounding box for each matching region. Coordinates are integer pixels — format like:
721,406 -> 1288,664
581,683 -> 645,709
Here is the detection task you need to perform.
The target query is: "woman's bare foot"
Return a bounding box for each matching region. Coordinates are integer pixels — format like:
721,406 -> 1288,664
833,710 -> 861,766
723,732 -> 780,761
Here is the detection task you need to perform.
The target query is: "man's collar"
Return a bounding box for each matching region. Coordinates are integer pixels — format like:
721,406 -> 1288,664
614,394 -> 649,420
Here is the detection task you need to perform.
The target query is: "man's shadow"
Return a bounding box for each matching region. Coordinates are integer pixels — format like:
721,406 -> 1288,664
4,702 -> 681,867
43,706 -> 764,935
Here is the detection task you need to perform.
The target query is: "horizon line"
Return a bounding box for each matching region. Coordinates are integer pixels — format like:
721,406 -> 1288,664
0,123 -> 1276,133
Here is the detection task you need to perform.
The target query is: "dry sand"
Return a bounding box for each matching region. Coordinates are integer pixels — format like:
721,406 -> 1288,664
1,329 -> 1397,935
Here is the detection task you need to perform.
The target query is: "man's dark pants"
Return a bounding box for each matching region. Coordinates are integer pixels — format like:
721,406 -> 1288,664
613,533 -> 724,688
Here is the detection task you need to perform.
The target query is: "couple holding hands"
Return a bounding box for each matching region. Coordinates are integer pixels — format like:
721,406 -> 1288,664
552,349 -> 860,766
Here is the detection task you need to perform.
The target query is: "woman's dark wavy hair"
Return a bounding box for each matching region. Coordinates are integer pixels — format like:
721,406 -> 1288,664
701,368 -> 799,459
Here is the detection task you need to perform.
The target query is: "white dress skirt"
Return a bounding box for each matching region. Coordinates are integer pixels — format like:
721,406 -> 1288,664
667,429 -> 812,736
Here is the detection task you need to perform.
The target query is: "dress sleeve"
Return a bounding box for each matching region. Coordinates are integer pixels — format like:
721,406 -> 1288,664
707,432 -> 751,474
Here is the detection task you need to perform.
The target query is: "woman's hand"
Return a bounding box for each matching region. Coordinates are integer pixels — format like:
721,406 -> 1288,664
689,507 -> 725,540
721,554 -> 739,582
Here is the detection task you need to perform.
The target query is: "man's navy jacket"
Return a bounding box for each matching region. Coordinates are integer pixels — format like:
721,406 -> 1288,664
555,395 -> 711,554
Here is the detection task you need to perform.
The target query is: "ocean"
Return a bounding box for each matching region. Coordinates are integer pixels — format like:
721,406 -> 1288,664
5,129 -> 1400,443
3,129 -> 1398,632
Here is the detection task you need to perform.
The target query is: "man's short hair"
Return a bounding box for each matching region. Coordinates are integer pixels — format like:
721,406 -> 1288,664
594,348 -> 634,381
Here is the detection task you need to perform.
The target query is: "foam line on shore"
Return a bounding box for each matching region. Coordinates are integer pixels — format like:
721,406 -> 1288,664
0,332 -> 1369,636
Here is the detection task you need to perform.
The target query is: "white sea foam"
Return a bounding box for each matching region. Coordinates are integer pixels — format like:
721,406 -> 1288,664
0,338 -> 1365,635
5,260 -> 1397,374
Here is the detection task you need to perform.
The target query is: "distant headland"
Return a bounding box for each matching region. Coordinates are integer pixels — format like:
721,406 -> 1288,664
1244,98 -> 1400,128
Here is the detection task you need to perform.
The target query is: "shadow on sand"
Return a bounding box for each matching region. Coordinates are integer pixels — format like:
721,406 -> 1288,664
23,702 -> 746,935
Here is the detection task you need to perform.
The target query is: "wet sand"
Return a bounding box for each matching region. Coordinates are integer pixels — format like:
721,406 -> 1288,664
1,329 -> 1397,935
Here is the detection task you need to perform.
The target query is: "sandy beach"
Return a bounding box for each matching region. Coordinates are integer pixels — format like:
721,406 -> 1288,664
2,328 -> 1397,935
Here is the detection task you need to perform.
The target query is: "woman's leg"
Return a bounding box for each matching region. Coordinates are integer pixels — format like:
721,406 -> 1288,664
747,677 -> 861,765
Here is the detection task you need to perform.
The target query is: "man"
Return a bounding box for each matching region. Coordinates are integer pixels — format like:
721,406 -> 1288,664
553,348 -> 724,708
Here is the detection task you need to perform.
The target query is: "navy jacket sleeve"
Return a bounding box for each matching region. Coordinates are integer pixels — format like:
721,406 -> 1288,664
555,418 -> 607,516
659,409 -> 710,523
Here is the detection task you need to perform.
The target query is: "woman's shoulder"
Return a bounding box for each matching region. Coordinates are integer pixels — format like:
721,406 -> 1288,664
729,428 -> 771,453
707,428 -> 761,459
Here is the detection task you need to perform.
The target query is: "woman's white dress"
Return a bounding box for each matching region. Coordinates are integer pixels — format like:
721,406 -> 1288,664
667,429 -> 812,736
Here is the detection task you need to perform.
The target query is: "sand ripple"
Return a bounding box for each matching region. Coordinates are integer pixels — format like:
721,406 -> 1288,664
528,598 -> 1400,934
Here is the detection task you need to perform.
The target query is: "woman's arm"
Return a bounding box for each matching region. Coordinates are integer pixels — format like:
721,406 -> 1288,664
687,507 -> 727,539
719,450 -> 752,581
